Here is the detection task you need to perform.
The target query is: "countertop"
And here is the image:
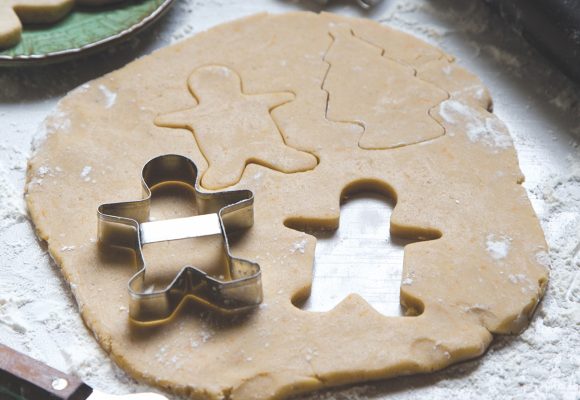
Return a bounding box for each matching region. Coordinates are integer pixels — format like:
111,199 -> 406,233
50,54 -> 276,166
0,1 -> 578,399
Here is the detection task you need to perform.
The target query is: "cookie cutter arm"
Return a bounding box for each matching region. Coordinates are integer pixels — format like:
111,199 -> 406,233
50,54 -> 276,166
97,154 -> 262,323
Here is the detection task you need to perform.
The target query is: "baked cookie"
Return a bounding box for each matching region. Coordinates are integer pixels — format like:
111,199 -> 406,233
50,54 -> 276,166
76,0 -> 124,6
0,0 -> 74,48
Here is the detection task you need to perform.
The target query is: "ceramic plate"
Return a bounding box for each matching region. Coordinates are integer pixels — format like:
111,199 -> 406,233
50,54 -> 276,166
0,0 -> 174,66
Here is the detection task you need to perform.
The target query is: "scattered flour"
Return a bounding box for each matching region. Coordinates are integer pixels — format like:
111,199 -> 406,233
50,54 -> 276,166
379,0 -> 450,42
37,166 -> 50,177
486,234 -> 512,261
72,83 -> 91,95
0,160 -> 26,230
401,277 -> 413,286
98,84 -> 117,109
483,45 -> 522,68
30,102 -> 72,160
48,108 -> 72,134
291,238 -> 308,254
0,1 -> 578,400
80,165 -> 93,182
439,100 -> 513,149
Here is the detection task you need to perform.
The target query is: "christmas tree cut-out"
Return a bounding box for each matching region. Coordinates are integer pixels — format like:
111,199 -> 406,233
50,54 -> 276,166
323,24 -> 449,149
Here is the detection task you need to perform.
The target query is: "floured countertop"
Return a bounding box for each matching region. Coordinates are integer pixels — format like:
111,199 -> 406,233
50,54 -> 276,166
0,1 -> 579,399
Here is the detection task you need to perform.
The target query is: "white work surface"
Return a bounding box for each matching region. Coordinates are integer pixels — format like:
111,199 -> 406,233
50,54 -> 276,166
1,0 -> 579,399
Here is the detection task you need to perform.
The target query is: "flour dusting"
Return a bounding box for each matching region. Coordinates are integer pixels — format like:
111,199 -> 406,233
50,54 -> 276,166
483,45 -> 522,68
0,0 -> 579,399
99,84 -> 117,109
291,238 -> 308,254
486,234 -> 511,261
80,166 -> 93,182
401,277 -> 413,286
439,100 -> 513,149
0,160 -> 26,230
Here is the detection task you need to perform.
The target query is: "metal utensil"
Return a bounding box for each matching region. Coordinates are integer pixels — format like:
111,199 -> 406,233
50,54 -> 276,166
0,343 -> 168,400
97,154 -> 262,324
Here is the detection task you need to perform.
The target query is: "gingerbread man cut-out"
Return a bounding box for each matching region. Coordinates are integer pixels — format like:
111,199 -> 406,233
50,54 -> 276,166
155,65 -> 319,189
0,0 -> 74,48
297,192 -> 429,317
323,25 -> 449,149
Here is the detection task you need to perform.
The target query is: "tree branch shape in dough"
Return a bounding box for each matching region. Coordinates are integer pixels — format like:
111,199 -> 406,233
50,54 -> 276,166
155,65 -> 319,189
323,24 -> 449,149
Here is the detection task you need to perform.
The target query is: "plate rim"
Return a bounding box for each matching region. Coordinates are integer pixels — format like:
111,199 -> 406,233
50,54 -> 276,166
0,0 -> 176,67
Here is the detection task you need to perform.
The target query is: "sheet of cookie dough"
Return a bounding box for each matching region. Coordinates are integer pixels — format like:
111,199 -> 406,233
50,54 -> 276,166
26,12 -> 549,400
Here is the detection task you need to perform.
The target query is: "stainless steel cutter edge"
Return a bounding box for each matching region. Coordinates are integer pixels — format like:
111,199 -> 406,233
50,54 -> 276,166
97,154 -> 262,324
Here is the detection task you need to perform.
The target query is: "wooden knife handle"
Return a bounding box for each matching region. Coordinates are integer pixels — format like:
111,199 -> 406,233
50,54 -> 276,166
0,343 -> 93,400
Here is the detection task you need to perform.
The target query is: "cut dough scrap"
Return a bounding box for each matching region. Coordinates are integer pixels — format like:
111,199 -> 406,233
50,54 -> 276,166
0,0 -> 74,48
26,12 -> 549,400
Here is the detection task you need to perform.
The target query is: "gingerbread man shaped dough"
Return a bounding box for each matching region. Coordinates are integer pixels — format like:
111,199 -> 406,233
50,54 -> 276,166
156,65 -> 319,189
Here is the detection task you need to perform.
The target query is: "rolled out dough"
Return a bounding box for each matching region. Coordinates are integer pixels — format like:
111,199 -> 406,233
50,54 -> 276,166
26,12 -> 549,400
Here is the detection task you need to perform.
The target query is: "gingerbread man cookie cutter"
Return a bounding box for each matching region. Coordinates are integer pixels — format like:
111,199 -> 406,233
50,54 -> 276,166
97,154 -> 262,323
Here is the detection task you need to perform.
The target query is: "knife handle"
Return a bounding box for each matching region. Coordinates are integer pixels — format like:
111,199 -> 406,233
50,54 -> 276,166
0,343 -> 93,400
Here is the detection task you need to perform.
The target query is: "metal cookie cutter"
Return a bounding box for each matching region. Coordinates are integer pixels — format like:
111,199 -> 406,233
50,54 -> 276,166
97,154 -> 262,323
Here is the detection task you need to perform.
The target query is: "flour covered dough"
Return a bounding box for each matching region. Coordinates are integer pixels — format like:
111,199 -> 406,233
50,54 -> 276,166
26,12 -> 549,400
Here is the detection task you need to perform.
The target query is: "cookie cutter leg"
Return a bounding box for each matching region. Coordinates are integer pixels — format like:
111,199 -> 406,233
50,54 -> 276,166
97,154 -> 262,323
